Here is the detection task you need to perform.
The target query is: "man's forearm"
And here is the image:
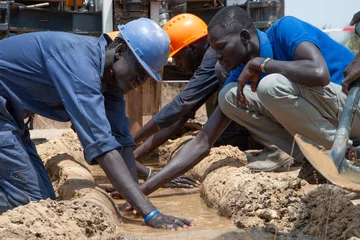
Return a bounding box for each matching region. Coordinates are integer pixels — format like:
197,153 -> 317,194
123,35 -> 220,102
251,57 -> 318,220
139,107 -> 231,195
133,119 -> 160,144
249,42 -> 330,87
134,116 -> 189,160
263,59 -> 329,86
97,149 -> 155,217
140,132 -> 211,195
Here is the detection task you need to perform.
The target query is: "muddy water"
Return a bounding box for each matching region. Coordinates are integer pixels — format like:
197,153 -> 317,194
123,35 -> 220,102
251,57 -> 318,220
90,165 -> 275,240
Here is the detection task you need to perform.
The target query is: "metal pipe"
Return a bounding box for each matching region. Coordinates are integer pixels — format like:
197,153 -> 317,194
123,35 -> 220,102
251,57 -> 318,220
102,0 -> 113,32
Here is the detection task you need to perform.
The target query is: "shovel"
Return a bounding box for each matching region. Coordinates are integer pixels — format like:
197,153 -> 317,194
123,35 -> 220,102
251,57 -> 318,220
294,78 -> 360,193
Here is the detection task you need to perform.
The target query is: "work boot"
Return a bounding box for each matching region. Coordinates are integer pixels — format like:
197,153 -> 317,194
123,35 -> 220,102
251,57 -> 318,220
246,148 -> 294,172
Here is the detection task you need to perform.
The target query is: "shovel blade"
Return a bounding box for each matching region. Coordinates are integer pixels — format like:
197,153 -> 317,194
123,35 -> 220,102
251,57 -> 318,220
294,134 -> 360,193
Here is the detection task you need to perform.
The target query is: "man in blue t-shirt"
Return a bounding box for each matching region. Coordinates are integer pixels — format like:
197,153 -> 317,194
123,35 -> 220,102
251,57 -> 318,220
131,6 -> 360,196
0,18 -> 192,229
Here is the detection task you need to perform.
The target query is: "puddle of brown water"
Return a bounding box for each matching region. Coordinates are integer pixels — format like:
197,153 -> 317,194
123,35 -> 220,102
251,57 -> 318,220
91,165 -> 275,240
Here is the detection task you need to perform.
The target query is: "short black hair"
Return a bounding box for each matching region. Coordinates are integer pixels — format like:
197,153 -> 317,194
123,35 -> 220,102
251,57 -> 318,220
106,37 -> 126,50
208,6 -> 256,35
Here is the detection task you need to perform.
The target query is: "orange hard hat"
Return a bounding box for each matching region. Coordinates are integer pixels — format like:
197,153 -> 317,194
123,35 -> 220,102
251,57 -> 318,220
163,14 -> 208,57
107,31 -> 120,40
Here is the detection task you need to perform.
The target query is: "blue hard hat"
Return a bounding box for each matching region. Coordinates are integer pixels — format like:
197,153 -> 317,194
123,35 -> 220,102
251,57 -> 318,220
118,18 -> 170,82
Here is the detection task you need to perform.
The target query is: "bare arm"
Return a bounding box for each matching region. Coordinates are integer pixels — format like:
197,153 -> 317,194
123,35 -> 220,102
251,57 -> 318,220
350,11 -> 360,25
96,149 -> 155,217
139,106 -> 231,195
342,11 -> 360,94
343,53 -> 360,94
256,42 -> 330,86
134,116 -> 189,160
237,42 -> 330,105
133,119 -> 160,144
97,148 -> 191,229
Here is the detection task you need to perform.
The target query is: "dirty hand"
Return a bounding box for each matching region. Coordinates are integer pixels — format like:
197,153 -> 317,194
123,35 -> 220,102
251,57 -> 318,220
104,186 -> 123,199
163,175 -> 200,188
146,212 -> 192,230
350,11 -> 360,25
343,54 -> 360,94
236,58 -> 261,107
148,169 -> 199,188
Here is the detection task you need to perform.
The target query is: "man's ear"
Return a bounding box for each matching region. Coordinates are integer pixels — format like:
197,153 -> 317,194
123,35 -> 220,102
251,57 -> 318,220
239,29 -> 251,45
114,43 -> 127,60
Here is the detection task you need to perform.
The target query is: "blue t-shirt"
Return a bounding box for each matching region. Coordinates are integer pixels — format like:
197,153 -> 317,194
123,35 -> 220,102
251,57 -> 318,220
266,16 -> 354,85
0,32 -> 135,164
225,16 -> 354,86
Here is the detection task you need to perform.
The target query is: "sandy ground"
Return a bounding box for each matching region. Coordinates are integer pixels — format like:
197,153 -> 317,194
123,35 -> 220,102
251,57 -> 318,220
0,129 -> 359,240
166,134 -> 360,240
0,131 -> 123,240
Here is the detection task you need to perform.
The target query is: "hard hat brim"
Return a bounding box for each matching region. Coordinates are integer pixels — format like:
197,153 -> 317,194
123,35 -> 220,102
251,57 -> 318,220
118,30 -> 163,82
168,31 -> 208,58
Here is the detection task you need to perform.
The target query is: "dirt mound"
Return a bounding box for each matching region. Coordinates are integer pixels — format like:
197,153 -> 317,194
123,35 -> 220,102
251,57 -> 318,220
144,131 -> 197,163
201,166 -> 305,232
0,131 -> 123,240
197,147 -> 360,239
292,185 -> 360,239
188,145 -> 247,181
0,198 -> 119,240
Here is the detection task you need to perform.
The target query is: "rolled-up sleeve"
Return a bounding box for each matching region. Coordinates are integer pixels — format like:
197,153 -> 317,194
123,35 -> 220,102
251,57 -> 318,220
152,47 -> 219,129
45,41 -> 121,164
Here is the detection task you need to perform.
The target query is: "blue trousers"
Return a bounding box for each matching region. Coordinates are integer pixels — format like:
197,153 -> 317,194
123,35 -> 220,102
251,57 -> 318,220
0,96 -> 55,214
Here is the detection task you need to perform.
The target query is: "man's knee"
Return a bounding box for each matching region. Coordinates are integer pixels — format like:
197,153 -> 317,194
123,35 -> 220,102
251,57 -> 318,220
218,83 -> 237,115
257,73 -> 294,104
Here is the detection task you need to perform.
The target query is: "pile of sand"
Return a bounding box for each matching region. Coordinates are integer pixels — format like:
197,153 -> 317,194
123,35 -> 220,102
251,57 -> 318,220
0,131 -> 123,240
144,131 -> 197,163
292,185 -> 360,239
188,145 -> 247,181
187,141 -> 360,239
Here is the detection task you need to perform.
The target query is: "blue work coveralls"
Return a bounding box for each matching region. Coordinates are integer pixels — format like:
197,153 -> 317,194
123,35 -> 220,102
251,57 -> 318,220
0,32 -> 134,213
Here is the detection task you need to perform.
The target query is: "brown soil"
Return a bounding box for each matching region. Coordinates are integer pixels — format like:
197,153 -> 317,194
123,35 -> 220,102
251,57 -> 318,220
293,185 -> 360,239
0,131 -> 123,240
188,145 -> 247,181
144,131 -> 198,163
188,141 -> 360,239
1,126 -> 359,240
161,82 -> 207,125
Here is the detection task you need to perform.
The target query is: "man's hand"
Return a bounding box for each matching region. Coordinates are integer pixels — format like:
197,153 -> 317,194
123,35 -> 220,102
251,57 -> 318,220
237,57 -> 262,107
163,175 -> 200,188
146,213 -> 192,230
343,54 -> 360,94
105,171 -> 199,199
343,11 -> 360,94
350,11 -> 360,26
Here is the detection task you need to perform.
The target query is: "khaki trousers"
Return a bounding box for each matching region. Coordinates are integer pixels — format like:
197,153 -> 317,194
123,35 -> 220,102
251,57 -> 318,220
218,73 -> 360,161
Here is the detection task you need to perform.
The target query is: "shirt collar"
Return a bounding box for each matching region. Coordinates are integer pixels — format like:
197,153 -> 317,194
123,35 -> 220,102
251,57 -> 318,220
98,34 -> 113,78
257,29 -> 273,59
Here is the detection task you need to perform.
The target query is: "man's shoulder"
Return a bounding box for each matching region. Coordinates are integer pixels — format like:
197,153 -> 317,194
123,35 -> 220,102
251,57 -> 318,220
271,16 -> 302,30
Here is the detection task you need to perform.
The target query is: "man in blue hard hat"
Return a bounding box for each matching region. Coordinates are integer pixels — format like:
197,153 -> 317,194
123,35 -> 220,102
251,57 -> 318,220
0,18 -> 191,229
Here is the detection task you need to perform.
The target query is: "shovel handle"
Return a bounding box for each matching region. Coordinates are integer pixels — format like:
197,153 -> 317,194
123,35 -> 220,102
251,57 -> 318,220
332,78 -> 360,166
